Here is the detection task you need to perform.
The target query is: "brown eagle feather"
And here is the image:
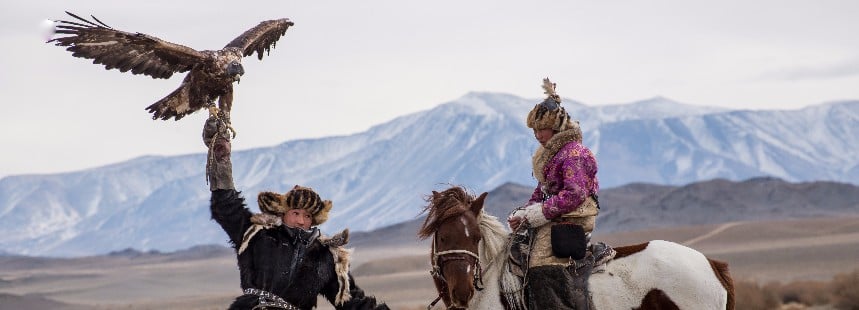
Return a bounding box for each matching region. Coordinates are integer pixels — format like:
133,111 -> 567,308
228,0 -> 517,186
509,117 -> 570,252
49,12 -> 294,121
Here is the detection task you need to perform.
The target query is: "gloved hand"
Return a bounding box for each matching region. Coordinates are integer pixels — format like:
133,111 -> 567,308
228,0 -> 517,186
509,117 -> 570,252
507,212 -> 525,231
203,114 -> 235,191
507,203 -> 549,231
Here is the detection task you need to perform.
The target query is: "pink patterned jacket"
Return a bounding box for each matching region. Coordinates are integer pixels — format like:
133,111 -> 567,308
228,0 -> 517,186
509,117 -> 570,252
528,129 -> 599,220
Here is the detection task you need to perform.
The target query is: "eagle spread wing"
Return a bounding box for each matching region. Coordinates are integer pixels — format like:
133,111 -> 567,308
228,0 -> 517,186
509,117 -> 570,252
49,12 -> 206,79
225,18 -> 294,60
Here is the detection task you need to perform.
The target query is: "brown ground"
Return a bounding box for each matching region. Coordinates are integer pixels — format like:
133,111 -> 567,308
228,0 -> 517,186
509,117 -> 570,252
2,216 -> 858,310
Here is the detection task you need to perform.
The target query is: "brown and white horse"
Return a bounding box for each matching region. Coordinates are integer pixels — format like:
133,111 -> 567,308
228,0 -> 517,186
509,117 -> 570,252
418,187 -> 734,310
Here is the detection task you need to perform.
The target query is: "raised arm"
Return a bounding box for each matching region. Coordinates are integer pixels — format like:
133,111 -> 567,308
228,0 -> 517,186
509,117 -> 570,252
204,113 -> 251,247
204,111 -> 235,192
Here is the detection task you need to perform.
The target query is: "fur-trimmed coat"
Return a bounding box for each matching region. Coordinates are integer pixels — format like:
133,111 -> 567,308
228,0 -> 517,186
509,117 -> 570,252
528,128 -> 599,220
210,189 -> 388,310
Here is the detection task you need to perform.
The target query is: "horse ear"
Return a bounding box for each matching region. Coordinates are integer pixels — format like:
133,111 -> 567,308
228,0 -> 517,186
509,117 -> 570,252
432,191 -> 440,198
471,192 -> 488,213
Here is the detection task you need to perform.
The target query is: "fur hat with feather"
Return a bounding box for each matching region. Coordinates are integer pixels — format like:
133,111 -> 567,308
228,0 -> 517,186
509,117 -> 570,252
526,78 -> 577,132
257,185 -> 333,226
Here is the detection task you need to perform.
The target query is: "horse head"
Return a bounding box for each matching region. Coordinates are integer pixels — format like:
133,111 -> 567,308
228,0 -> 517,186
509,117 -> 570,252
419,187 -> 488,309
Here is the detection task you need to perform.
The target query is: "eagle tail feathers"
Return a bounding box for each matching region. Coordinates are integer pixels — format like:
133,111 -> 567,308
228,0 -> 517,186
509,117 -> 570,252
145,83 -> 198,121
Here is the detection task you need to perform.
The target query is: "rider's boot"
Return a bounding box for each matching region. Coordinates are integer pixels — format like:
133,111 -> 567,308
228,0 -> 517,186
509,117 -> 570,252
527,265 -> 587,310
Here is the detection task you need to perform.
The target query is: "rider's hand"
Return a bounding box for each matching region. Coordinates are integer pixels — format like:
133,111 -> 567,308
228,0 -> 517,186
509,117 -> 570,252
204,116 -> 235,191
203,116 -> 229,148
508,203 -> 549,231
508,216 -> 524,231
507,207 -> 528,231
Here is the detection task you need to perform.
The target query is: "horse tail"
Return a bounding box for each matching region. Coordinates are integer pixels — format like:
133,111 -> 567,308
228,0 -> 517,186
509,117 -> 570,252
708,259 -> 734,310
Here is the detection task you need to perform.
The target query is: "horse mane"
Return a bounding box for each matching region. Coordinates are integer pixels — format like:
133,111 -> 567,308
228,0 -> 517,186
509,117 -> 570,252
418,186 -> 475,239
476,210 -> 527,310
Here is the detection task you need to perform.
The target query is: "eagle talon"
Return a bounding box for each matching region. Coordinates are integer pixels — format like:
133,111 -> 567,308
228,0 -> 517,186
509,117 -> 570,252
227,124 -> 237,139
208,106 -> 220,118
215,110 -> 236,139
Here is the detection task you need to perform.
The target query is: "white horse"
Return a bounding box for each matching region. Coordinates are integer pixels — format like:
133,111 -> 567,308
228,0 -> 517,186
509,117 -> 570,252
419,187 -> 734,310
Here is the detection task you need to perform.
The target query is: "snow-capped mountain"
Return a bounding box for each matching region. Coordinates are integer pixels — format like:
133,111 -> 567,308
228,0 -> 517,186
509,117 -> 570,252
1,93 -> 856,256
592,101 -> 859,186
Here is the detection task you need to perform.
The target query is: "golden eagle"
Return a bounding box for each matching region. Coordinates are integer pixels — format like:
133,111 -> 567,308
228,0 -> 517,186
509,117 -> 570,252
49,12 -> 294,122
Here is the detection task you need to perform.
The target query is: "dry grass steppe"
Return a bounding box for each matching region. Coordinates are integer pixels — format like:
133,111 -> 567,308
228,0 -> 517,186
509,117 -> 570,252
2,216 -> 858,309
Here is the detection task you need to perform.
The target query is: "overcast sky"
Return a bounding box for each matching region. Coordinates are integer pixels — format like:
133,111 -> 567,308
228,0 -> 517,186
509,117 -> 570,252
1,0 -> 857,179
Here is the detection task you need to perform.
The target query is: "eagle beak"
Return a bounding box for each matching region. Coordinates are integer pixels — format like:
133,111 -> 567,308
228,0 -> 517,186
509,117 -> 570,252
227,62 -> 245,83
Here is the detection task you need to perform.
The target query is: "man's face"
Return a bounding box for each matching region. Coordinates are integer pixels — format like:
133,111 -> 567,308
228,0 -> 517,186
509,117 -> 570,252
283,209 -> 312,230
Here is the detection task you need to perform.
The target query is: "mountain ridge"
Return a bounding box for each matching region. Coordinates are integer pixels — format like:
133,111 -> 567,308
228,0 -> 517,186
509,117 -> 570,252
348,177 -> 859,249
1,93 -> 856,256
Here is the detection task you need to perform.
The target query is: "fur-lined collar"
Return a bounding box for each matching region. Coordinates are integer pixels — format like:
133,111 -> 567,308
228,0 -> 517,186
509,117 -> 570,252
531,127 -> 583,184
239,213 -> 350,254
239,214 -> 353,304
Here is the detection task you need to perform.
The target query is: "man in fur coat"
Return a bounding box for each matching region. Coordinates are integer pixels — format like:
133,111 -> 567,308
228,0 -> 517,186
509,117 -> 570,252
507,78 -> 600,310
204,110 -> 389,310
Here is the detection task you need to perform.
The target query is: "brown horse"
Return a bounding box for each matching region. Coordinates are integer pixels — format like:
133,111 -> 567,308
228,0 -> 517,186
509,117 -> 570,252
418,186 -> 735,310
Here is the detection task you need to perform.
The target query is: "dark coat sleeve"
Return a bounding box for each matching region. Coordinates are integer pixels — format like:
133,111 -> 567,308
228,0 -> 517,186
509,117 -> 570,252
210,189 -> 253,248
322,272 -> 390,310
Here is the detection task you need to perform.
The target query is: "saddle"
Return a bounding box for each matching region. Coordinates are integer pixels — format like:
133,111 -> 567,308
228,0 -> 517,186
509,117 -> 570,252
510,240 -> 615,276
509,234 -> 616,310
572,242 -> 616,275
509,226 -> 615,271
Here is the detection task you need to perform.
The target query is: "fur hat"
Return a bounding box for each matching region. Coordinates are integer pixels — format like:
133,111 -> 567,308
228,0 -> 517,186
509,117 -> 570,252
526,78 -> 576,132
257,185 -> 333,226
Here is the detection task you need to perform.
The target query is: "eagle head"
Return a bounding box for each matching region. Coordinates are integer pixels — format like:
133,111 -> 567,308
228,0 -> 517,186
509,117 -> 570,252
227,61 -> 245,83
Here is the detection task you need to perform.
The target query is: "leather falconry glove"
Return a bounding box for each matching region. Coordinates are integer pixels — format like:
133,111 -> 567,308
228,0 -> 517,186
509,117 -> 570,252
203,111 -> 235,191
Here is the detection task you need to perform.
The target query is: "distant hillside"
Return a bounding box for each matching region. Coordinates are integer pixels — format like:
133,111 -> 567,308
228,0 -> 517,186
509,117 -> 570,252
349,182 -> 535,248
351,177 -> 859,246
0,293 -> 87,310
598,176 -> 859,232
0,245 -> 233,271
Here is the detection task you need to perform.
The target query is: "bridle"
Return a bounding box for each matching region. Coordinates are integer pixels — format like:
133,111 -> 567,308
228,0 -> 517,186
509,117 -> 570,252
426,211 -> 527,310
428,235 -> 485,309
427,221 -> 485,310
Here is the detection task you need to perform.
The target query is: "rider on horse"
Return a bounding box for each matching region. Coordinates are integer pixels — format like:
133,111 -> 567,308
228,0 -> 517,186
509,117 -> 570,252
204,112 -> 389,310
508,78 -> 603,310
